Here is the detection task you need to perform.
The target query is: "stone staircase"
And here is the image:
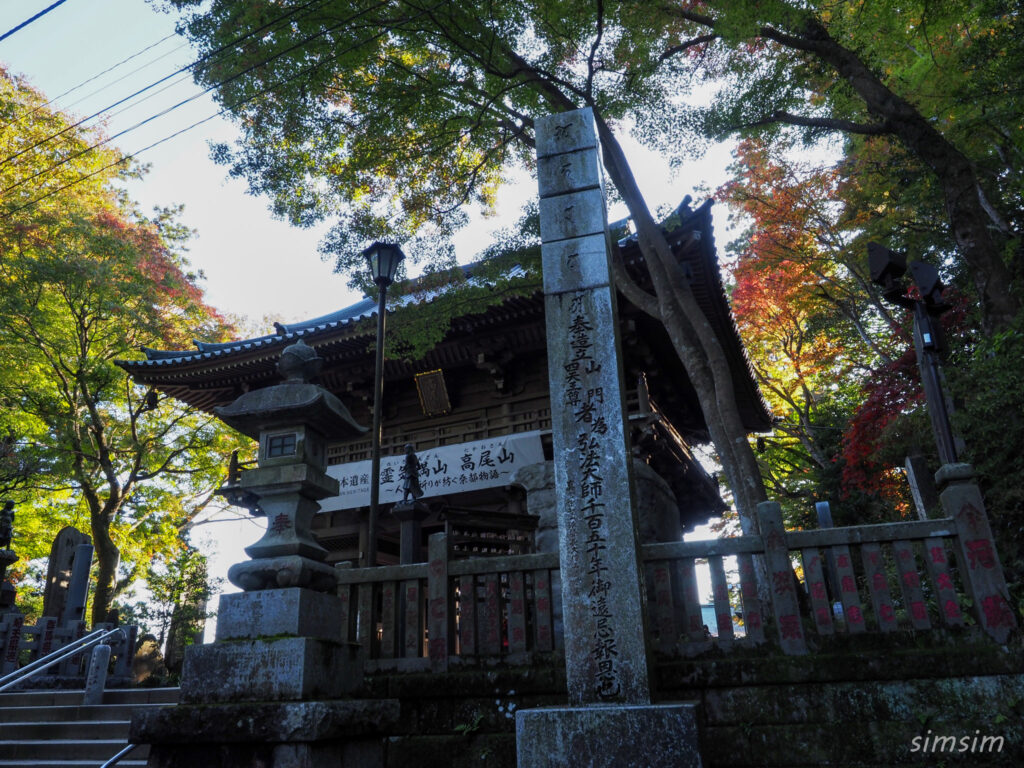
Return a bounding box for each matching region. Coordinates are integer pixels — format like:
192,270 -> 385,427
0,687 -> 178,767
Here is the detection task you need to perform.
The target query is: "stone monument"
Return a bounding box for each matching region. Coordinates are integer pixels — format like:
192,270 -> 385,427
133,340 -> 400,767
515,108 -> 703,767
41,526 -> 92,622
0,501 -> 17,612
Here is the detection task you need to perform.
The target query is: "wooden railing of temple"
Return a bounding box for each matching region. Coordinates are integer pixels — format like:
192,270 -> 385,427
334,481 -> 1016,670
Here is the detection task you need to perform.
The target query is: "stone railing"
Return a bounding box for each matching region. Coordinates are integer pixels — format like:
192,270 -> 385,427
333,465 -> 1016,665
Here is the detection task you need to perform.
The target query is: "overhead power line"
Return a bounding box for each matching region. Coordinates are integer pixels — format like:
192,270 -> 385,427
0,0 -> 331,170
1,33 -> 181,131
0,0 -> 387,200
0,6 -> 400,220
0,0 -> 71,44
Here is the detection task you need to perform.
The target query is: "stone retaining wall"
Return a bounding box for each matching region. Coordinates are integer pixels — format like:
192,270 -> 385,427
355,633 -> 1023,767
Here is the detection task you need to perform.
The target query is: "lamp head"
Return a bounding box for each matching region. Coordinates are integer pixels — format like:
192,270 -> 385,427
867,242 -> 914,307
867,242 -> 907,285
909,260 -> 948,313
361,242 -> 406,287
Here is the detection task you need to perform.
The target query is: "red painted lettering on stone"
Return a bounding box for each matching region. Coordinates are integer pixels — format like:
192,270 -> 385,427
872,573 -> 886,591
841,575 -> 856,593
943,600 -> 961,619
911,601 -> 927,620
901,571 -> 920,588
930,546 -> 946,564
779,614 -> 801,639
815,607 -> 831,625
960,502 -> 983,532
965,539 -> 996,570
430,596 -> 445,619
429,637 -> 446,661
810,582 -> 827,601
837,554 -> 851,568
880,604 -> 896,623
936,572 -> 954,590
981,595 -> 1015,628
772,570 -> 793,594
846,605 -> 864,624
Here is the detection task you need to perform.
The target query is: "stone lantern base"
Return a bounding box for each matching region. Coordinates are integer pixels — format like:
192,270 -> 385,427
133,587 -> 397,768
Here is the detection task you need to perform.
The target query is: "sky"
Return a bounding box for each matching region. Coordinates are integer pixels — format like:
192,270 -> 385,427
1,0 -> 738,615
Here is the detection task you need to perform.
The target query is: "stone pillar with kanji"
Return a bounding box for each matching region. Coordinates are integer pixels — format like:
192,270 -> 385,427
515,107 -> 703,768
938,463 -> 1017,643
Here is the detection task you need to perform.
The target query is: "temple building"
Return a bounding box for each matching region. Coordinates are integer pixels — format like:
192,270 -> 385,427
117,199 -> 770,565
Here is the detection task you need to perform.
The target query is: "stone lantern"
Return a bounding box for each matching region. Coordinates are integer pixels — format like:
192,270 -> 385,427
159,340 -> 373,736
215,339 -> 367,593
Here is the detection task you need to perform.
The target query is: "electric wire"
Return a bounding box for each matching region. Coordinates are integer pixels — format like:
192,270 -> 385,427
0,0 -> 71,44
0,0 -> 331,170
58,41 -> 190,116
0,9 -> 397,220
0,1 -> 386,199
1,32 -> 180,130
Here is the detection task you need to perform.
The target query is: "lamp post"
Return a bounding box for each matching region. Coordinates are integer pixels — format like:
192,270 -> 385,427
868,242 -> 961,465
362,241 -> 405,567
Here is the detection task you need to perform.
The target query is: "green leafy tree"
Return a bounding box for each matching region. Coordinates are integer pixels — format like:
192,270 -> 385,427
664,0 -> 1021,330
138,544 -> 215,674
161,0 -> 775,541
0,66 -> 243,624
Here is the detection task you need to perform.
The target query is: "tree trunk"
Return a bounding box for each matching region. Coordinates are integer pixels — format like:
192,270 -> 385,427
90,506 -> 120,626
593,113 -> 769,526
772,20 -> 1020,330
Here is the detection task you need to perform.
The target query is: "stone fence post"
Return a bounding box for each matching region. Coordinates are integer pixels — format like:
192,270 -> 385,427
937,464 -> 1017,643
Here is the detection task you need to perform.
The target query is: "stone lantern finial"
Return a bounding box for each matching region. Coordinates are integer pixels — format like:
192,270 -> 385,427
277,339 -> 322,383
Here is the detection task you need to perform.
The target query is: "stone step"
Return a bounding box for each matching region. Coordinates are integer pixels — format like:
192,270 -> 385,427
0,686 -> 179,707
0,702 -> 170,723
0,739 -> 151,761
0,719 -> 130,740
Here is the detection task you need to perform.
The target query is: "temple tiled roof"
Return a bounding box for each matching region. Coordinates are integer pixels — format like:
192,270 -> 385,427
117,199 -> 771,435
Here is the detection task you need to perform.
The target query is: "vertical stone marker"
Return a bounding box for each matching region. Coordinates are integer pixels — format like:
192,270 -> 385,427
538,106 -> 650,706
517,107 -> 702,768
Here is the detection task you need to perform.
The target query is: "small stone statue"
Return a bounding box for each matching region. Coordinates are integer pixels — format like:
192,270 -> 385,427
401,444 -> 424,502
0,501 -> 13,549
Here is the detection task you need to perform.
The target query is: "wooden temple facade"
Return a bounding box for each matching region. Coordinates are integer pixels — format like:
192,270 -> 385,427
117,199 -> 770,566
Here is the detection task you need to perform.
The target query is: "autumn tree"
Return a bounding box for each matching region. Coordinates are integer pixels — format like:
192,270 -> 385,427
161,0 -> 776,539
662,0 -> 1021,331
0,66 -> 242,624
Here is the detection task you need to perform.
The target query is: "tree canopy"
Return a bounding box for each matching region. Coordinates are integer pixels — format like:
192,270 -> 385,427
0,66 -> 243,625
160,1 -> 1024,606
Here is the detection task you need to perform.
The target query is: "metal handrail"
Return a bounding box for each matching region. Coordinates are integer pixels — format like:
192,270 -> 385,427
100,743 -> 140,767
0,626 -> 124,693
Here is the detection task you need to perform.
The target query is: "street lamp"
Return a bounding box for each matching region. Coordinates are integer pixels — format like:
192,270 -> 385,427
362,241 -> 405,567
868,242 -> 959,464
